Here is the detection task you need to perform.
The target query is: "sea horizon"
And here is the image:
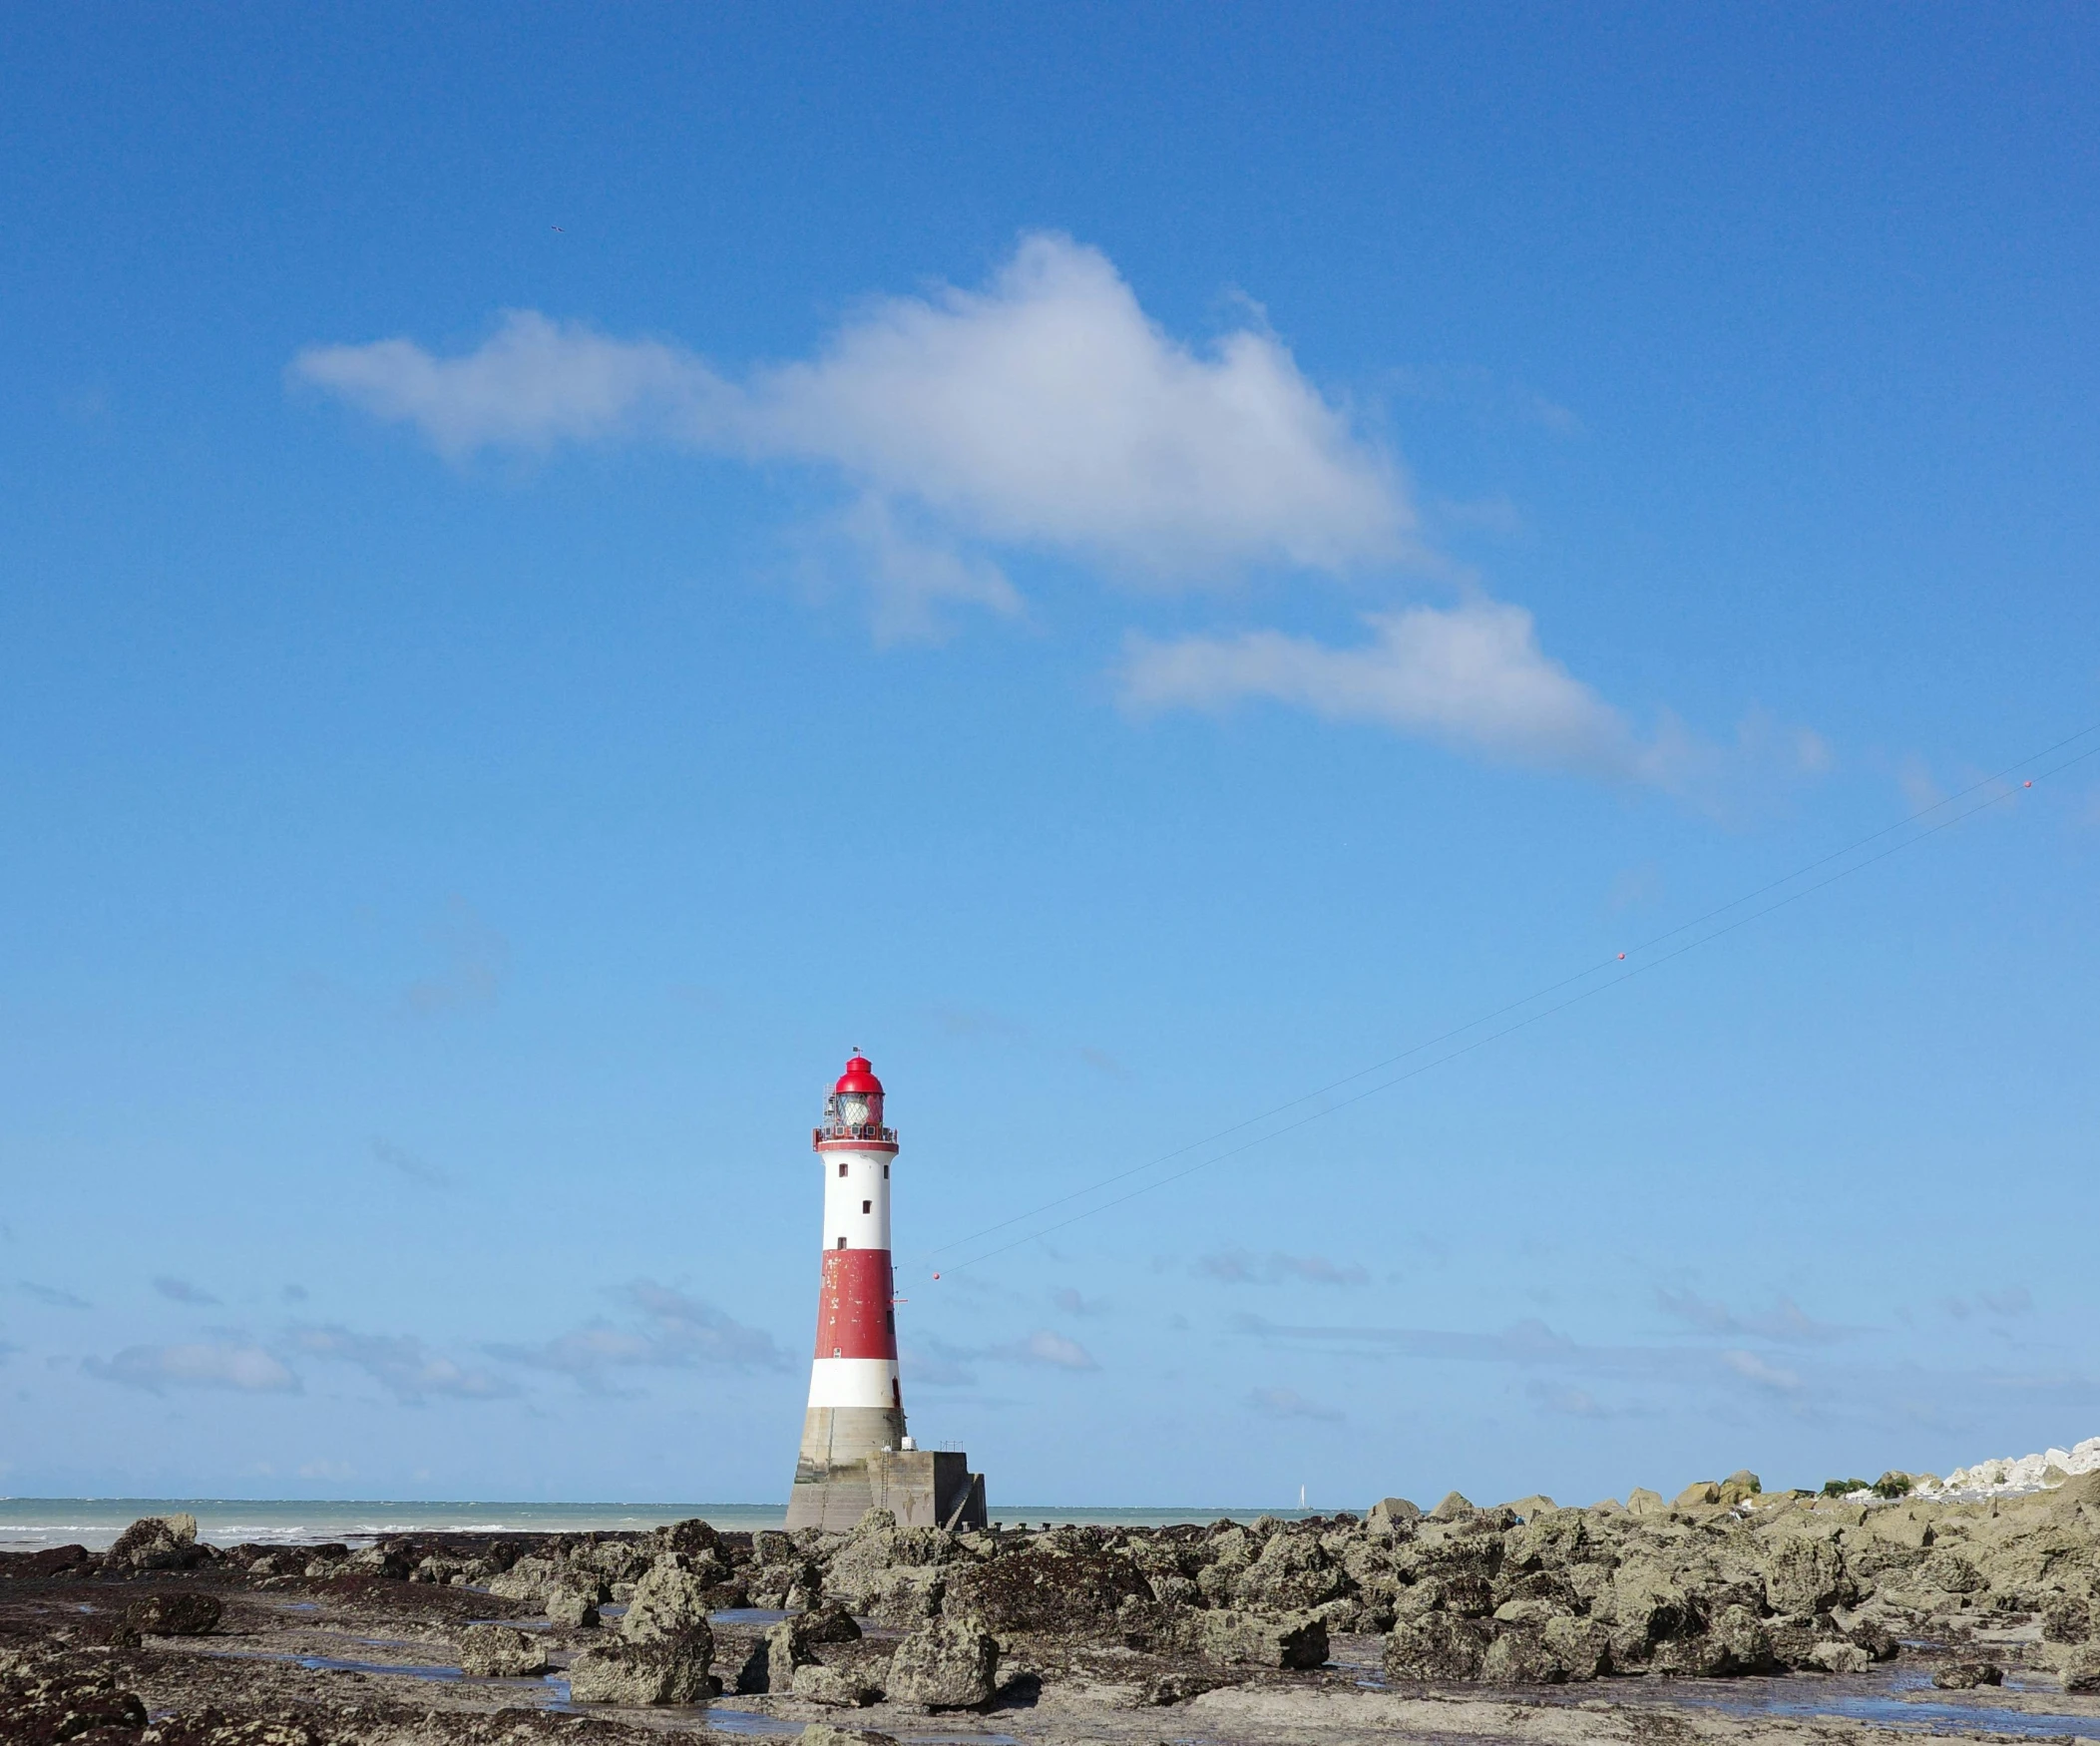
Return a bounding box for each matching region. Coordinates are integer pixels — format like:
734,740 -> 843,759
0,1496 -> 1332,1552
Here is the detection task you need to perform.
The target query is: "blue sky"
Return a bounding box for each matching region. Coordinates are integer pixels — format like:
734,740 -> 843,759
3,4 -> 2097,1510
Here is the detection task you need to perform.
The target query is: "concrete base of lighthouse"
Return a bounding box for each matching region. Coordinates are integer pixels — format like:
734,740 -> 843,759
786,1448 -> 988,1532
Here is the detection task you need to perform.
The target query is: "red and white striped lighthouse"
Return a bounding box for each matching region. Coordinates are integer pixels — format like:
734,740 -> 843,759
784,1052 -> 987,1530
795,1053 -> 908,1478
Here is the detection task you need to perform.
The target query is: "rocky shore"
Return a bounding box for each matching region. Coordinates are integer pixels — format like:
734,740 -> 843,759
6,1471 -> 2100,1746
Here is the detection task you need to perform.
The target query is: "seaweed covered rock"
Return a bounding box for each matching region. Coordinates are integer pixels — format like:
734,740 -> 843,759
0,1650 -> 149,1740
621,1553 -> 716,1644
791,1660 -> 885,1706
569,1633 -> 717,1704
942,1543 -> 1152,1635
106,1514 -> 205,1573
458,1623 -> 550,1677
1193,1608 -> 1329,1670
1386,1613 -> 1491,1681
126,1591 -> 222,1636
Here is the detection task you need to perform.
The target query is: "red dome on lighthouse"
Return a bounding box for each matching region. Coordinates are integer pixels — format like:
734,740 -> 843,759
834,1054 -> 884,1095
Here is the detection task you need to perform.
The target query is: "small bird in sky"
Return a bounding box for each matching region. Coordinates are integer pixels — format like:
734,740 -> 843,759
551,224 -> 565,232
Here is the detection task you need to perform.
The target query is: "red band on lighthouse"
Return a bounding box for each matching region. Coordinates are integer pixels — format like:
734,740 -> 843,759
815,1248 -> 897,1359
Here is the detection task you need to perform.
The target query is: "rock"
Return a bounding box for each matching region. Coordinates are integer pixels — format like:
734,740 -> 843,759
862,1563 -> 945,1623
1385,1613 -> 1491,1681
1706,1603 -> 1778,1675
1916,1548 -> 1986,1593
791,1661 -> 885,1706
545,1587 -> 601,1628
1765,1536 -> 1853,1613
459,1624 -> 550,1677
0,1653 -> 149,1739
1405,1573 -> 1494,1618
2064,1644 -> 2100,1693
1807,1639 -> 1871,1674
107,1514 -> 203,1571
143,1707 -> 321,1745
1720,1471 -> 1763,1503
753,1529 -> 797,1563
568,1633 -> 717,1704
1932,1661 -> 2004,1689
1674,1482 -> 1723,1509
739,1606 -> 866,1694
1194,1608 -> 1329,1670
621,1553 -> 715,1644
1626,1488 -> 1667,1517
1368,1498 -> 1422,1533
2044,1598 -> 2092,1643
1542,1615 -> 1610,1680
886,1616 -> 1000,1709
1234,1532 -> 1348,1611
943,1544 -> 1151,1634
799,1727 -> 900,1746
1480,1624 -> 1563,1685
126,1591 -> 222,1636
1849,1617 -> 1899,1661
1140,1670 -> 1230,1705
1429,1492 -> 1476,1523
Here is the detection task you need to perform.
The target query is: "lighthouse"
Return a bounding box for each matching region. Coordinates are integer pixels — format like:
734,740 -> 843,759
784,1053 -> 987,1531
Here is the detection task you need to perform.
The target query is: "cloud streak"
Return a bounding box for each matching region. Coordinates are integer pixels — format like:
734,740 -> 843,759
1196,1248 -> 1368,1287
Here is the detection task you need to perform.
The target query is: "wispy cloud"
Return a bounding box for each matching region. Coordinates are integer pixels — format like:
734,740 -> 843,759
1249,1384 -> 1343,1422
1051,1287 -> 1107,1316
153,1276 -> 221,1307
1196,1248 -> 1368,1287
1940,1288 -> 2035,1320
293,1324 -> 516,1404
488,1280 -> 787,1392
86,1341 -> 299,1394
19,1281 -> 91,1310
1655,1287 -> 1853,1345
1723,1349 -> 1803,1393
371,1136 -> 450,1188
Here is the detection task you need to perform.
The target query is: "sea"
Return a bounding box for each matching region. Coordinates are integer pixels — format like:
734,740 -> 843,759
0,1500 -> 1325,1552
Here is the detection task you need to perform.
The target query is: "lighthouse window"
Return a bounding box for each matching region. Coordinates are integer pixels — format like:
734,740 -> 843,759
862,1199 -> 871,1214
836,1236 -> 846,1248
837,1161 -> 847,1177
883,1164 -> 890,1178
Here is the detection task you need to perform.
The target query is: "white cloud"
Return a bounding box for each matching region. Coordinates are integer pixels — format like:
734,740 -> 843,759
293,236 -> 1819,793
292,233 -> 1412,627
86,1341 -> 298,1394
1123,600 -> 1675,785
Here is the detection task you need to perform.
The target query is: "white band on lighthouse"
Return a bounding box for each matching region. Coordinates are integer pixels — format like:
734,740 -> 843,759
805,1356 -> 900,1409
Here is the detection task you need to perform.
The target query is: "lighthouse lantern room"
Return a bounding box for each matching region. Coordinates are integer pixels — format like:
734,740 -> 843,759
784,1053 -> 987,1531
